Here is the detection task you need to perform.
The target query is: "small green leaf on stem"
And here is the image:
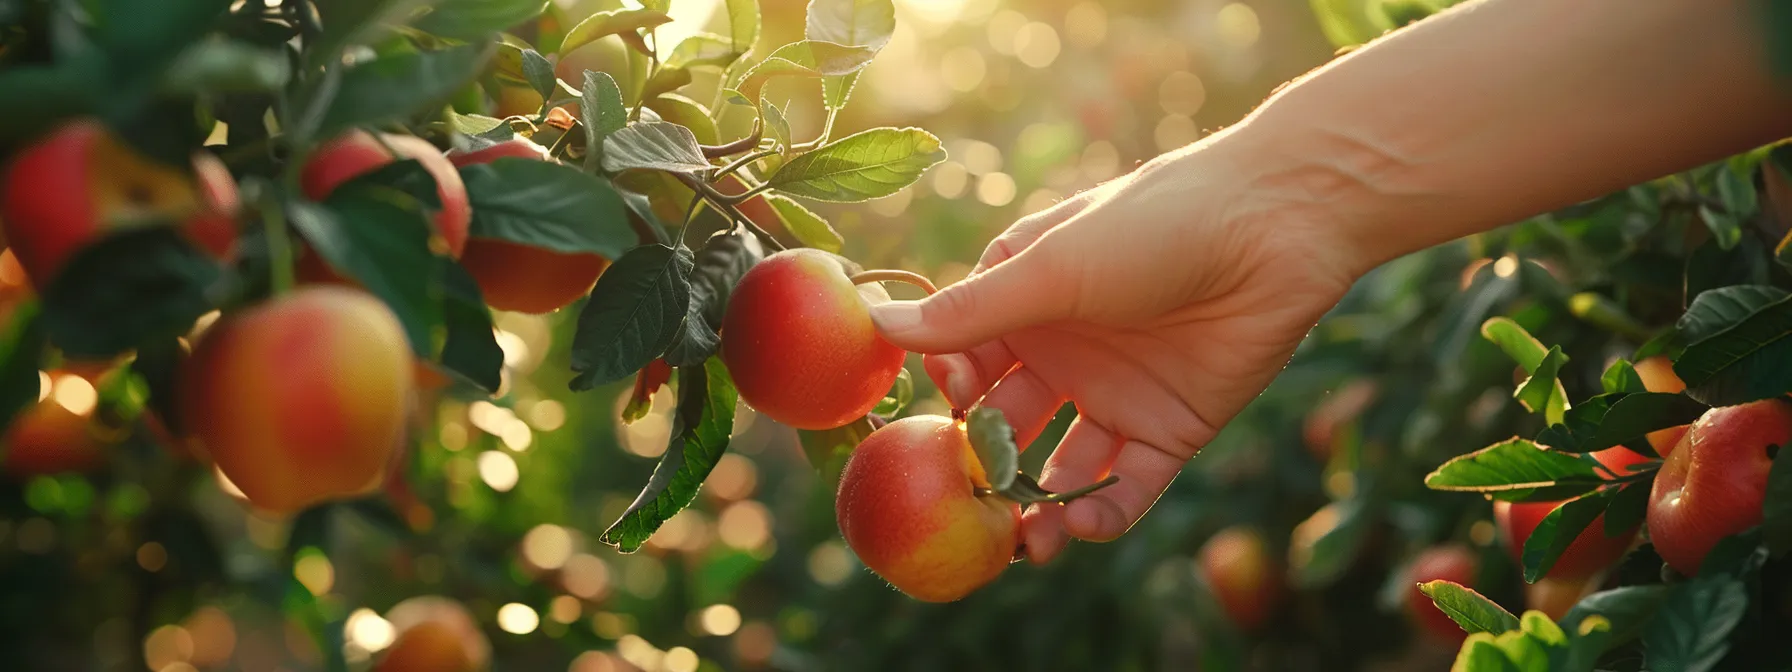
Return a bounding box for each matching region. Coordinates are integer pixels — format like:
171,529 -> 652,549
768,127 -> 945,202
966,407 -> 1019,491
1419,580 -> 1521,635
560,8 -> 673,56
602,122 -> 712,174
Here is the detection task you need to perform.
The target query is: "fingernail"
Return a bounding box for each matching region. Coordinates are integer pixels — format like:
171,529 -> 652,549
868,301 -> 923,335
936,355 -> 973,408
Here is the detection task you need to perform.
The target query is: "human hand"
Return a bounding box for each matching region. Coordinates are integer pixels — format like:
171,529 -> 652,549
869,128 -> 1367,563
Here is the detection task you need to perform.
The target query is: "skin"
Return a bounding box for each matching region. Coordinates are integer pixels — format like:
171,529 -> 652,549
1647,399 -> 1792,575
861,0 -> 1792,563
300,130 -> 470,259
0,120 -> 233,287
1633,356 -> 1689,456
835,415 -> 1021,602
179,286 -> 414,514
447,140 -> 611,314
1493,447 -> 1648,580
1197,526 -> 1284,632
1406,545 -> 1479,645
2,373 -> 109,479
721,249 -> 903,431
374,621 -> 476,672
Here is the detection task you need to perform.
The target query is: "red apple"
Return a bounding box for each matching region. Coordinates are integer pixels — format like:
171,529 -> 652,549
1647,399 -> 1792,575
1493,446 -> 1648,580
1197,526 -> 1285,631
300,130 -> 470,259
446,139 -> 611,314
1406,544 -> 1479,645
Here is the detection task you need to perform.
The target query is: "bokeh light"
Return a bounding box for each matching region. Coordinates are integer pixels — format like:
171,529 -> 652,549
698,604 -> 741,636
562,553 -> 613,601
477,451 -> 520,492
523,524 -> 576,570
498,603 -> 541,635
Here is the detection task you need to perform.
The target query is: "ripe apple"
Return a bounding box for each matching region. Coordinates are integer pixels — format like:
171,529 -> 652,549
721,249 -> 905,430
1197,526 -> 1285,632
446,139 -> 611,314
1647,399 -> 1792,575
0,120 -> 238,287
835,415 -> 1021,602
381,596 -> 489,672
1405,544 -> 1479,645
179,286 -> 414,514
1633,356 -> 1689,456
300,130 -> 471,260
1493,446 -> 1648,580
2,371 -> 110,479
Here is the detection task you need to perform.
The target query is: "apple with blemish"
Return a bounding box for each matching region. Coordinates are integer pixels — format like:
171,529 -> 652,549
447,139 -> 611,314
1647,399 -> 1792,575
835,415 -> 1020,602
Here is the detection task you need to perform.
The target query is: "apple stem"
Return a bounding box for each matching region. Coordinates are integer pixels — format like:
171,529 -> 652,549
850,270 -> 938,295
701,120 -> 763,159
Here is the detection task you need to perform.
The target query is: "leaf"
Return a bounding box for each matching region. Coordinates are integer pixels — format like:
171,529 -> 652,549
761,99 -> 792,151
1601,359 -> 1646,394
665,230 -> 764,366
161,40 -> 291,93
1424,439 -> 1603,500
764,194 -> 842,252
521,48 -> 557,100
1562,585 -> 1671,647
459,158 -> 635,257
601,122 -> 712,174
438,260 -> 503,393
966,407 -> 1019,491
1520,489 -> 1614,582
805,0 -> 894,108
1513,346 -> 1568,423
1674,285 -> 1792,406
798,415 -> 876,469
1452,636 -> 1523,672
1481,317 -> 1552,372
316,44 -> 491,139
1518,611 -> 1567,647
445,111 -> 513,143
1699,206 -> 1743,250
309,0 -> 431,65
623,360 -> 672,424
601,358 -> 736,552
1534,392 -> 1707,455
1696,529 -> 1768,579
93,0 -> 235,85
582,70 -> 627,170
568,244 -> 691,390
560,8 -> 673,56
1765,449 -> 1792,558
289,188 -> 444,357
411,0 -> 549,40
768,127 -> 945,202
731,40 -> 876,103
40,227 -> 222,359
724,0 -> 761,55
641,67 -> 692,102
0,302 -> 45,434
664,33 -> 744,71
1289,499 -> 1372,587
872,369 -> 912,416
1419,580 -> 1522,635
1602,480 -> 1653,541
1640,577 -> 1748,672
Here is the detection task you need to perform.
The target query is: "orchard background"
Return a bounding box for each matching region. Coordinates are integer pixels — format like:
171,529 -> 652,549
2,0 -> 1792,670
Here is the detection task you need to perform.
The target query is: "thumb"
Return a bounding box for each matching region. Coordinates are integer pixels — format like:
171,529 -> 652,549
869,245 -> 1071,354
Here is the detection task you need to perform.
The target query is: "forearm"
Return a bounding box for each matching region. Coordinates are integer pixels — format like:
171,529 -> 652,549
1230,0 -> 1792,272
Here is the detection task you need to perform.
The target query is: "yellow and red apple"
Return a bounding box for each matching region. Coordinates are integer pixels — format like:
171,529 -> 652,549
1647,399 -> 1792,575
447,139 -> 610,314
1197,526 -> 1285,632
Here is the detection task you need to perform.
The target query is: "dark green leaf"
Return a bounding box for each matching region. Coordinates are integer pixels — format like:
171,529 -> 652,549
967,407 -> 1019,491
560,8 -> 672,56
1640,577 -> 1748,672
310,0 -> 428,63
569,244 -> 691,390
1562,585 -> 1670,647
130,336 -> 184,436
768,127 -> 944,202
1675,284 -> 1792,405
1715,165 -> 1760,221
764,194 -> 841,252
1418,580 -> 1521,634
1687,233 -> 1769,301
1602,359 -> 1646,395
438,260 -> 503,393
289,188 -> 444,356
317,44 -> 491,138
1424,439 -> 1603,500
601,121 -> 711,174
93,0 -> 233,84
459,158 -> 635,256
1520,489 -> 1614,582
1699,206 -> 1743,250
1696,528 -> 1767,579
664,230 -> 764,366
412,0 -> 548,40
1766,450 -> 1792,558
521,48 -> 556,99
601,358 -> 736,552
161,40 -> 290,93
0,301 -> 44,434
1603,480 -> 1654,540
1535,392 -> 1707,455
41,227 -> 222,359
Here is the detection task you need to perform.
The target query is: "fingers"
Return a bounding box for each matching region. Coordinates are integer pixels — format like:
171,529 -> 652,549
1063,440 -> 1186,542
1021,417 -> 1121,564
869,242 -> 1073,354
921,341 -> 1017,410
977,366 -> 1066,449
972,184 -> 1108,274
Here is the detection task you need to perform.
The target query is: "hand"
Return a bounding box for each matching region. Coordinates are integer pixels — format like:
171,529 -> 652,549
869,128 -> 1366,563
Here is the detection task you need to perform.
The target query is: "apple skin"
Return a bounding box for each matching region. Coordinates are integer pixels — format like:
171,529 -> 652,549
721,249 -> 904,431
0,120 -> 237,287
1493,446 -> 1649,580
1405,544 -> 1479,645
1633,356 -> 1689,456
446,140 -> 611,314
300,130 -> 470,258
179,286 -> 414,514
1525,575 -> 1594,621
1647,399 -> 1792,575
835,415 -> 1020,602
2,372 -> 110,479
374,620 -> 475,672
1197,526 -> 1285,632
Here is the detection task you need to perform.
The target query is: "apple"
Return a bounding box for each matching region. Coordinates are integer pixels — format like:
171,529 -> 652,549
1197,526 -> 1285,631
1633,356 -> 1689,456
1301,380 -> 1377,460
299,130 -> 470,261
1647,399 -> 1792,575
1493,446 -> 1648,580
447,139 -> 611,313
1524,575 -> 1594,621
835,415 -> 1020,602
1406,544 -> 1479,645
721,249 -> 904,430
381,596 -> 489,672
179,286 -> 414,514
2,371 -> 110,479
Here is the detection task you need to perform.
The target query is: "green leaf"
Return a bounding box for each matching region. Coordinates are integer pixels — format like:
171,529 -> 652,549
310,0 -> 431,62
93,0 -> 234,85
1562,585 -> 1671,648
1765,449 -> 1792,558
1424,439 -> 1603,500
459,158 -> 634,257
316,44 -> 491,139
581,70 -> 627,170
438,260 -> 503,393
445,111 -> 513,142
40,227 -> 222,360
601,121 -> 711,174
412,0 -> 549,40
601,358 -> 736,553
289,188 -> 444,357
1419,580 -> 1522,635
764,194 -> 841,252
731,40 -> 876,103
1640,577 -> 1748,672
1674,285 -> 1792,405
768,127 -> 945,202
1715,164 -> 1760,221
521,48 -> 557,99
724,0 -> 761,56
1602,480 -> 1654,541
798,415 -> 875,470
1567,292 -> 1651,342
1518,611 -> 1567,647
1601,359 -> 1646,395
966,407 -> 1019,491
1699,206 -> 1743,250
1490,631 -> 1551,671
805,0 -> 895,108
1452,636 -> 1523,672
161,40 -> 290,94
560,8 -> 673,56
644,94 -> 721,146
0,302 -> 45,435
1696,528 -> 1768,579
872,369 -> 913,416
761,99 -> 792,151
569,244 -> 691,390
1289,499 -> 1372,587
1513,346 -> 1567,423
1534,392 -> 1707,455
664,33 -> 744,71
664,230 -> 764,367
1520,489 -> 1614,583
